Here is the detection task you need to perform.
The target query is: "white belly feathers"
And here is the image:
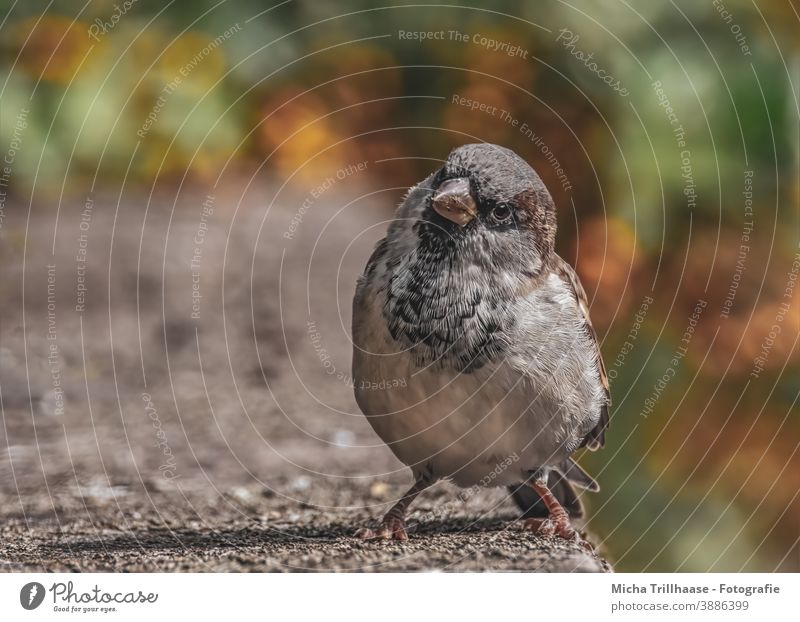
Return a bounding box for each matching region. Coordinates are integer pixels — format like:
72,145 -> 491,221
352,272 -> 602,488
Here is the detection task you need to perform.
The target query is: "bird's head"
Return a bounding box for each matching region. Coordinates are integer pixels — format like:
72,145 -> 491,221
373,144 -> 558,369
412,143 -> 557,277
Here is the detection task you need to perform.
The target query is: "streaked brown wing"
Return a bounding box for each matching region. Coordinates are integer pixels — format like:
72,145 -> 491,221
552,255 -> 611,450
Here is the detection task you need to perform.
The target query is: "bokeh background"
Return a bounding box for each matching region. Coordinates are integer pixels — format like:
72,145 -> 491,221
0,0 -> 798,571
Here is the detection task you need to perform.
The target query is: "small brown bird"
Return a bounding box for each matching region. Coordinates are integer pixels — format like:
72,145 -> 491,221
352,144 -> 609,544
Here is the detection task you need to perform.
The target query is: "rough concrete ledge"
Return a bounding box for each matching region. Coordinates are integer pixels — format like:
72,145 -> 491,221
0,481 -> 611,572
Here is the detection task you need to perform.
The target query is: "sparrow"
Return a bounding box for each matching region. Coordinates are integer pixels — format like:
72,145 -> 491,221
351,143 -> 610,544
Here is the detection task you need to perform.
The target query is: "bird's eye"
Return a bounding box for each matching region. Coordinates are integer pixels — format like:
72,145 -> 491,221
491,204 -> 512,223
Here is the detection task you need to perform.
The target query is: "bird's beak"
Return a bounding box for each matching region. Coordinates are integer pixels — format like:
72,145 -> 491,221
431,178 -> 477,227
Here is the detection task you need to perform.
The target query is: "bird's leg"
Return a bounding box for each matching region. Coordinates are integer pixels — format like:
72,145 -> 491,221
521,478 -> 579,541
355,477 -> 430,541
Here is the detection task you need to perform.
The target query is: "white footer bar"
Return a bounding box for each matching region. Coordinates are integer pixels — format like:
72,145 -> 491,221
0,573 -> 794,620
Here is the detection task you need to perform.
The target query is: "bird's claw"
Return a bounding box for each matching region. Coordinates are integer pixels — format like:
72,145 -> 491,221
522,516 -> 575,539
355,516 -> 408,541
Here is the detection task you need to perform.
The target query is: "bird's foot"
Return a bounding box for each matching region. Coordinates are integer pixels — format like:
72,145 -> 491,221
354,516 -> 408,541
521,516 -> 593,552
522,516 -> 575,538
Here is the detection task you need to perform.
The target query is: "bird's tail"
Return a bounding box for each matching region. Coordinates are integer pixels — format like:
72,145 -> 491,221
508,458 -> 599,519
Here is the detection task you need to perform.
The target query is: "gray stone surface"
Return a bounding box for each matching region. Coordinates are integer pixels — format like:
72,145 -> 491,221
0,185 -> 610,572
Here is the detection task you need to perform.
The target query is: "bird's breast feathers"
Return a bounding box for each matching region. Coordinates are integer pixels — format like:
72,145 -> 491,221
352,257 -> 606,487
